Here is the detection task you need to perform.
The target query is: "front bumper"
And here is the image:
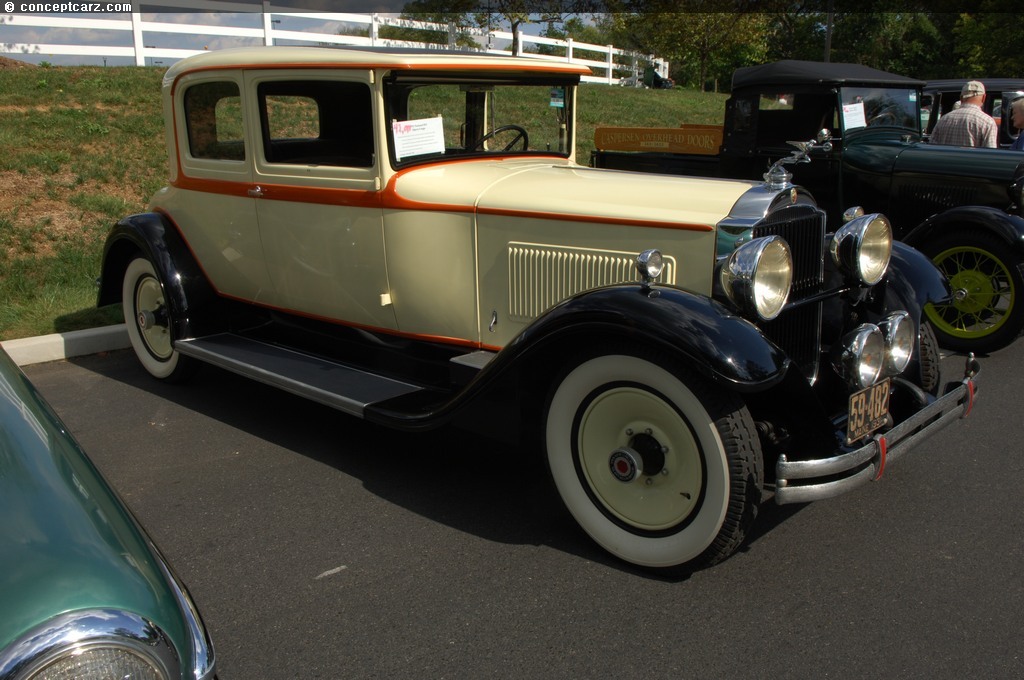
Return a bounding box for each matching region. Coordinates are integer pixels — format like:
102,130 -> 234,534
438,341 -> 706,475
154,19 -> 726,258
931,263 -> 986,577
774,355 -> 979,504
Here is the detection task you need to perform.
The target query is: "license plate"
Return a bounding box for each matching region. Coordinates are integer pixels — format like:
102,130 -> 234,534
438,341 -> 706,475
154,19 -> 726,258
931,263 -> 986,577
847,378 -> 890,444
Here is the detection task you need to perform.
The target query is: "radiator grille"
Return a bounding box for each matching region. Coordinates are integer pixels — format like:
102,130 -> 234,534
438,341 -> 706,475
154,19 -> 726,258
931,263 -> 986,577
753,206 -> 827,379
508,243 -> 676,321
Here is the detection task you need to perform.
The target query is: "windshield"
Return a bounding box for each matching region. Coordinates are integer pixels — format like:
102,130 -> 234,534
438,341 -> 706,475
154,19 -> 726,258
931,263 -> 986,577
839,86 -> 920,133
384,75 -> 575,167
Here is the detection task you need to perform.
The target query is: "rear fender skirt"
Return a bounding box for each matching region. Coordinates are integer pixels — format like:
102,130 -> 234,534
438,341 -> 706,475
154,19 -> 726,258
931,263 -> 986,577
902,205 -> 1024,258
97,212 -> 221,340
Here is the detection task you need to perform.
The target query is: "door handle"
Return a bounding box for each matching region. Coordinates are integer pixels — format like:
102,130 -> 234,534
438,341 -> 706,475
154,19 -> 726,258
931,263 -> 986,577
247,186 -> 265,198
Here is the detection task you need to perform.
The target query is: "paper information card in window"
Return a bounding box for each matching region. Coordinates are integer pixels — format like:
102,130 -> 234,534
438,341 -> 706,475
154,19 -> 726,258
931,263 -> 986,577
393,116 -> 445,160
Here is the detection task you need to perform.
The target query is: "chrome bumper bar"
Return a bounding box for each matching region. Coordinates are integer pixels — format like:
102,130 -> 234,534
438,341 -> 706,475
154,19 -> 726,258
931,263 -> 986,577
775,357 -> 978,505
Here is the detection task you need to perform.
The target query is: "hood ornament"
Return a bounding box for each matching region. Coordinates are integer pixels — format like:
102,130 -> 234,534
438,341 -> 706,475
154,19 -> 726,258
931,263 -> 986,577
764,129 -> 833,190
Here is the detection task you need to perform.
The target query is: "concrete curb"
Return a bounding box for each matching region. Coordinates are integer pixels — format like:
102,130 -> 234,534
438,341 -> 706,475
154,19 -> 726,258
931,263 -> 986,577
1,324 -> 131,367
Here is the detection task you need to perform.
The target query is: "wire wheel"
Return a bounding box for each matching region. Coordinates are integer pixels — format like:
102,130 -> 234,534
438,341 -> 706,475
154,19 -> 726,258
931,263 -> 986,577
923,232 -> 1024,353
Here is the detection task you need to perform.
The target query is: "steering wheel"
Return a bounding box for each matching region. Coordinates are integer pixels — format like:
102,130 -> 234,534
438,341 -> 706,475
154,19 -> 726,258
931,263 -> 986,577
868,111 -> 900,127
471,124 -> 529,152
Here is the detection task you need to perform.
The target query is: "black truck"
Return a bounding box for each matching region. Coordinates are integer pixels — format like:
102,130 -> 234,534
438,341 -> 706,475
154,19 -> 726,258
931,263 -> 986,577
593,60 -> 1024,354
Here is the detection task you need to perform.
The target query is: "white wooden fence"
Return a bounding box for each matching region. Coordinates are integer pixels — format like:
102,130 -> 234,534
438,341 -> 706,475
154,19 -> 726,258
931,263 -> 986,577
0,1 -> 668,85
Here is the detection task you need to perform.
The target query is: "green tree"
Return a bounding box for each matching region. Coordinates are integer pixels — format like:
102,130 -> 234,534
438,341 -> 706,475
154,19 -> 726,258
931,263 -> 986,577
470,1 -> 593,55
952,10 -> 1024,77
762,7 -> 832,63
827,13 -> 941,76
385,0 -> 482,48
536,16 -> 614,58
603,9 -> 771,90
398,0 -> 594,54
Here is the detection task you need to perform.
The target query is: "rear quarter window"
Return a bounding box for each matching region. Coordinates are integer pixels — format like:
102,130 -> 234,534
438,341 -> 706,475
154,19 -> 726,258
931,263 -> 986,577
183,81 -> 245,161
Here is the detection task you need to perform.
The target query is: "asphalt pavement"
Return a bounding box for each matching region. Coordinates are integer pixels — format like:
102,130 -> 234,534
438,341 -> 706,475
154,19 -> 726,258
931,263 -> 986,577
22,344 -> 1024,679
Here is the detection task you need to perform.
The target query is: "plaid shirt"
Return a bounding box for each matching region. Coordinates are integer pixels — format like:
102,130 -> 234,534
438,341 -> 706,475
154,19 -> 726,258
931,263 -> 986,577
929,103 -> 997,148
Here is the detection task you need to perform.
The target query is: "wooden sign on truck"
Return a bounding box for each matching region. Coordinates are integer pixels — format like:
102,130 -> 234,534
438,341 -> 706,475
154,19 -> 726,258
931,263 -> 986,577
593,124 -> 723,155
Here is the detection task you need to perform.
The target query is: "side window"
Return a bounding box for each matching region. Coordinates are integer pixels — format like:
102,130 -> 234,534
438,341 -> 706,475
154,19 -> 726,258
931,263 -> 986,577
732,97 -> 755,133
920,94 -> 933,132
755,94 -> 799,147
183,82 -> 245,161
753,92 -> 837,148
257,80 -> 374,167
265,95 -> 320,140
1005,92 -> 1024,146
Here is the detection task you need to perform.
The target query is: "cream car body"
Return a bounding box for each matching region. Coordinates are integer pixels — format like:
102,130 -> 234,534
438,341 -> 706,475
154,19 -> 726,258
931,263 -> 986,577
156,48 -> 749,346
99,47 -> 978,572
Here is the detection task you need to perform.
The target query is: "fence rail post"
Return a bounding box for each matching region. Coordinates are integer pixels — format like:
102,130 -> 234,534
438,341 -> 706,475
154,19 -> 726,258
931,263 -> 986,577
262,0 -> 273,46
131,11 -> 144,66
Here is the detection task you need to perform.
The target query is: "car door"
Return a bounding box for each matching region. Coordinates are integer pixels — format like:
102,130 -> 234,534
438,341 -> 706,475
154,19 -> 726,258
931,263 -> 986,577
244,70 -> 397,331
171,72 -> 273,303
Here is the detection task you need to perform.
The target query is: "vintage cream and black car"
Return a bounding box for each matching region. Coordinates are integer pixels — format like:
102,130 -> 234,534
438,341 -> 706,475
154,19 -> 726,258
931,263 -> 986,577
98,47 -> 978,571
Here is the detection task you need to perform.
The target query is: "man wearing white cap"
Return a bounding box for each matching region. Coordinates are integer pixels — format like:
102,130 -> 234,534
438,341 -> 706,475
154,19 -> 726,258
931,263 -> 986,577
929,80 -> 997,147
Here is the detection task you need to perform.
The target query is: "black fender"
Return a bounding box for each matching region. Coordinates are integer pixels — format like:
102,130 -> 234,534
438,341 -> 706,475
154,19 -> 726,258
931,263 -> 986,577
97,211 -> 222,340
502,284 -> 790,391
367,284 -> 791,430
901,205 -> 1024,258
883,241 -> 952,319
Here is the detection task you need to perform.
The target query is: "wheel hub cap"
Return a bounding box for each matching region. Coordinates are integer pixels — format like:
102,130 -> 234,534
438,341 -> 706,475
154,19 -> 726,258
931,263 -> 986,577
137,309 -> 156,331
577,385 -> 703,531
609,432 -> 666,483
134,276 -> 172,359
949,270 -> 996,315
609,448 -> 641,482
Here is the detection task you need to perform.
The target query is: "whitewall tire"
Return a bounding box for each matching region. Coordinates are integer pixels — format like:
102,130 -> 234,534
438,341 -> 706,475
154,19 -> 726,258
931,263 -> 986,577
545,352 -> 762,569
122,256 -> 193,381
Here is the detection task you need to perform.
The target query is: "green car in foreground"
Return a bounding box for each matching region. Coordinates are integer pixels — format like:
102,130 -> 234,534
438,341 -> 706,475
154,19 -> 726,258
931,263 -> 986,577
0,347 -> 215,680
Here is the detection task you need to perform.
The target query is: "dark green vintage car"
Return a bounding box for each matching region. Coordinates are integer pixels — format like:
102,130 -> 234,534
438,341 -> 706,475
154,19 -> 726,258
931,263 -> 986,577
0,347 -> 215,680
724,63 -> 1024,354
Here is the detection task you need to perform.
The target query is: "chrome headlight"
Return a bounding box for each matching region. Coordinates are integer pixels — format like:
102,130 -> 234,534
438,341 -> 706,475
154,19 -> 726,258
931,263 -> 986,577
720,235 -> 793,320
0,610 -> 178,680
830,213 -> 892,285
26,647 -> 165,680
834,324 -> 885,389
878,311 -> 915,376
635,249 -> 664,285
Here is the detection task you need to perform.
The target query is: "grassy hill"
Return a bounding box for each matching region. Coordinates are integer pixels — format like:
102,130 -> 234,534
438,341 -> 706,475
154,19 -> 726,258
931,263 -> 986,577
0,60 -> 727,341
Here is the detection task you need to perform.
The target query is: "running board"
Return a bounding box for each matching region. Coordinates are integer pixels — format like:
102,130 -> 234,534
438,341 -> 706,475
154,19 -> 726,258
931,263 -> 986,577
175,334 -> 424,418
